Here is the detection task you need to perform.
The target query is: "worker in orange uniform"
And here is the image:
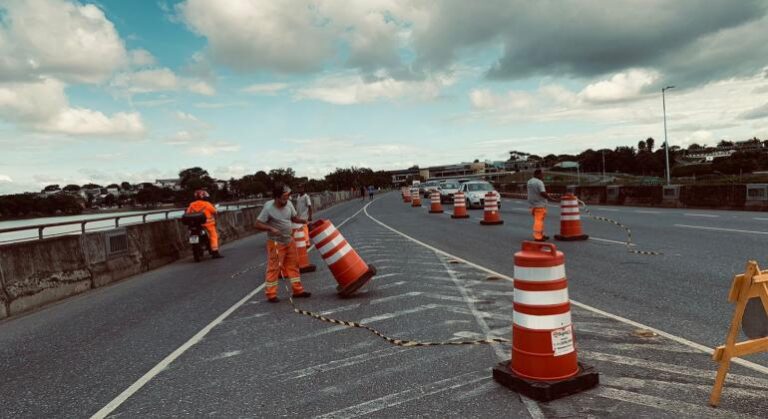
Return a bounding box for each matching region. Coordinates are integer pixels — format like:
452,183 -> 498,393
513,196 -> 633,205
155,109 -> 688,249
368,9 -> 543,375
186,189 -> 223,258
527,169 -> 555,242
255,183 -> 311,303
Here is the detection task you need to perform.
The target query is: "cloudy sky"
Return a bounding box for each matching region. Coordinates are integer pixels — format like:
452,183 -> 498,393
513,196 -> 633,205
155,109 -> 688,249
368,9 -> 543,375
2,0 -> 768,193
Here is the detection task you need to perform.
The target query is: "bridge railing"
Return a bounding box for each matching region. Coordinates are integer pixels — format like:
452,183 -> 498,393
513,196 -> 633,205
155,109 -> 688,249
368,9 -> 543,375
0,199 -> 266,244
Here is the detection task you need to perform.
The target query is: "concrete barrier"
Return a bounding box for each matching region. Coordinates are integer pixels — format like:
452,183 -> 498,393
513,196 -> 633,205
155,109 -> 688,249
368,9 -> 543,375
0,190 -> 355,319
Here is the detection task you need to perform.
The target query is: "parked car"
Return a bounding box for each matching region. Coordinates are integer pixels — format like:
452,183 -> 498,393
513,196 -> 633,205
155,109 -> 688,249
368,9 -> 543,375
458,181 -> 501,209
437,181 -> 460,203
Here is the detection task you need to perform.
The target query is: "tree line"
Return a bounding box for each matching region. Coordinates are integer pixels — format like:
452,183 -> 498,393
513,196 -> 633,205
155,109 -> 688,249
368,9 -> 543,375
0,166 -> 391,219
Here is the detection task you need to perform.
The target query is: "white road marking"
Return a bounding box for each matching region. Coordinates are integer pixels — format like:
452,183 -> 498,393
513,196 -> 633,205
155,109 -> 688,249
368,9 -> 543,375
675,224 -> 768,236
635,210 -> 662,214
90,283 -> 267,419
754,217 -> 768,221
595,387 -> 747,418
684,213 -> 719,218
276,347 -> 407,381
315,371 -> 490,419
593,208 -> 620,212
363,201 -> 768,375
590,237 -> 635,246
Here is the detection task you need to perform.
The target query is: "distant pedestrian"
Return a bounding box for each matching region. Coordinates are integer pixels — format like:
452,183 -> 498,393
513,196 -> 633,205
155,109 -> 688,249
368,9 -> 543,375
360,185 -> 366,201
527,169 -> 555,242
368,185 -> 375,200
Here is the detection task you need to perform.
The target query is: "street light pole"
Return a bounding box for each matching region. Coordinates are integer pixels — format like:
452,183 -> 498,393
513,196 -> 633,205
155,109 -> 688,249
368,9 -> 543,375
601,149 -> 606,181
662,85 -> 675,185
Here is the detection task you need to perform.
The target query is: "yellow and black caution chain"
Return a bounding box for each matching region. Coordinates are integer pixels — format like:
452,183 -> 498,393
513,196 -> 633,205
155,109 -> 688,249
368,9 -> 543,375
280,282 -> 509,347
577,199 -> 662,256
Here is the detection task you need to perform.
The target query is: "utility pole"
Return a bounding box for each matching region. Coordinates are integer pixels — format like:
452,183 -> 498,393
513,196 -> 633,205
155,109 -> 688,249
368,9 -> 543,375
662,86 -> 675,185
602,149 -> 606,182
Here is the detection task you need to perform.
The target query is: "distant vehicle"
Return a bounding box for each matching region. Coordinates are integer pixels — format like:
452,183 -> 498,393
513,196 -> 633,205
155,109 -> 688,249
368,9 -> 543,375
437,181 -> 460,203
421,180 -> 440,198
458,181 -> 501,209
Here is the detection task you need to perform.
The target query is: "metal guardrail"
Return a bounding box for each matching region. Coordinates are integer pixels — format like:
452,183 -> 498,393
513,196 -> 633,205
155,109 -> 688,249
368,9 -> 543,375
0,199 -> 266,243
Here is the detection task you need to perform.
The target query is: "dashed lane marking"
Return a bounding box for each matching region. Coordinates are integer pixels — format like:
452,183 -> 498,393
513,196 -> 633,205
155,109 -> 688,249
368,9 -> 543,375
684,213 -> 720,218
635,210 -> 662,214
363,200 -> 768,375
675,224 -> 768,236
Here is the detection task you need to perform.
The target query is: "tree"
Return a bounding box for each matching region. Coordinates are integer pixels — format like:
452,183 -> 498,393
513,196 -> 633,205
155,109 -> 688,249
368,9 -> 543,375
63,184 -> 81,192
107,183 -> 120,189
82,183 -> 102,189
638,141 -> 647,152
179,167 -> 215,192
687,143 -> 703,150
136,185 -> 163,208
269,168 -> 296,188
43,184 -> 60,192
718,140 -> 734,148
120,181 -> 132,191
645,137 -> 655,152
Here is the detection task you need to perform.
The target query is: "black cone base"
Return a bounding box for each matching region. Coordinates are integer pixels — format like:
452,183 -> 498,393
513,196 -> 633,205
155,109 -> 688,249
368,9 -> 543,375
451,214 -> 470,219
554,234 -> 589,241
337,265 -> 377,298
480,219 -> 504,225
299,264 -> 317,273
429,210 -> 444,214
492,361 -> 599,402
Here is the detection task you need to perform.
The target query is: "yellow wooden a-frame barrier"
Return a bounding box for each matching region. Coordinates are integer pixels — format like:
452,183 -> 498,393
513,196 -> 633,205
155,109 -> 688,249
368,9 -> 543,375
710,261 -> 768,407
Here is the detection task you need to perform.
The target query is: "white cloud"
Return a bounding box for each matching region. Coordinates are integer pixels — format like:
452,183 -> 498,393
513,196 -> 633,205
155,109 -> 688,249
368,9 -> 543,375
296,72 -> 454,105
0,0 -> 128,83
111,68 -> 216,96
129,49 -> 156,67
469,89 -> 535,111
0,174 -> 12,183
469,89 -> 497,109
187,141 -> 240,156
0,78 -> 145,137
242,83 -> 289,95
175,111 -> 199,122
579,69 -> 660,103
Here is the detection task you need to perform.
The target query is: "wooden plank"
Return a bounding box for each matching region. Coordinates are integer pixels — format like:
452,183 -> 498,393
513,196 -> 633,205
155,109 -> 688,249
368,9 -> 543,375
728,274 -> 745,303
728,337 -> 768,358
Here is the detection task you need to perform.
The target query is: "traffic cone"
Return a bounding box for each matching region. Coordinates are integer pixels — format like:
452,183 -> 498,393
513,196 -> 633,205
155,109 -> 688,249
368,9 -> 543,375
411,187 -> 421,207
429,191 -> 444,214
309,219 -> 377,297
451,191 -> 470,219
402,187 -> 411,203
293,223 -> 316,273
480,192 -> 503,225
493,241 -> 599,401
555,194 -> 589,241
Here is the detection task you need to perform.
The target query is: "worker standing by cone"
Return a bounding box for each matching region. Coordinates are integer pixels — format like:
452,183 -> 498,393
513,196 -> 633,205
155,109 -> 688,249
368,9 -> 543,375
295,183 -> 313,247
255,182 -> 312,303
527,169 -> 555,242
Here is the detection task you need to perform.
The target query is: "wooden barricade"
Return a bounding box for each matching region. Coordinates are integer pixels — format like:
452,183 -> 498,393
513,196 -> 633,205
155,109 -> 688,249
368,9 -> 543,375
709,261 -> 768,407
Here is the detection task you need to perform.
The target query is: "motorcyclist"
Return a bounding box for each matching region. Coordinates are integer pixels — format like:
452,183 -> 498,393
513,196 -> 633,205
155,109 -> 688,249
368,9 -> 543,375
185,189 -> 223,258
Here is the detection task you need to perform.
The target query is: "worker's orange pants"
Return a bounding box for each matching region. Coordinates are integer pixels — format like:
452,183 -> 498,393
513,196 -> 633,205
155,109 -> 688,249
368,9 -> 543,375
265,240 -> 306,299
532,207 -> 547,240
203,223 -> 219,251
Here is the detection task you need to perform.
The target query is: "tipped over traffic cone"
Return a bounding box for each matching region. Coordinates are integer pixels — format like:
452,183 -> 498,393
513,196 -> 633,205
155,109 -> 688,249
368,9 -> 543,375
309,219 -> 376,297
480,192 -> 503,225
429,191 -> 444,214
554,194 -> 588,241
493,241 -> 599,401
293,223 -> 316,273
451,191 -> 470,219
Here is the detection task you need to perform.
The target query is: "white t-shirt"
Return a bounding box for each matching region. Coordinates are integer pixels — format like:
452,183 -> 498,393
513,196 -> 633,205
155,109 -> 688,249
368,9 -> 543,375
527,178 -> 547,208
296,193 -> 312,220
257,200 -> 297,244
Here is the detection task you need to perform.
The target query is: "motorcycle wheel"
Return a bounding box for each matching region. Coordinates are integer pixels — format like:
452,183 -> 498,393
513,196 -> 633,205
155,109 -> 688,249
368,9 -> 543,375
193,244 -> 202,262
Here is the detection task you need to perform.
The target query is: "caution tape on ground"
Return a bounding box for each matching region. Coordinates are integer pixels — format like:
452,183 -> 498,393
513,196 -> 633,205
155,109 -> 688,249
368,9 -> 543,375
282,284 -> 508,347
577,199 -> 662,256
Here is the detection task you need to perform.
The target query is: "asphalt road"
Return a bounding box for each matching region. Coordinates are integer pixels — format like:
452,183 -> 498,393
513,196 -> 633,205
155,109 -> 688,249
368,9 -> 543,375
1,193 -> 767,417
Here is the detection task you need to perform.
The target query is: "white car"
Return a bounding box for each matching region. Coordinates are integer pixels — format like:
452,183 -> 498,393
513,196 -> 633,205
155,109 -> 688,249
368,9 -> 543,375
458,181 -> 502,209
438,181 -> 460,203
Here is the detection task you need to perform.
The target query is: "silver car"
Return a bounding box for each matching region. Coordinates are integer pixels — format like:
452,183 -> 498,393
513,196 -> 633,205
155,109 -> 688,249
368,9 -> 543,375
458,181 -> 501,209
438,181 -> 460,203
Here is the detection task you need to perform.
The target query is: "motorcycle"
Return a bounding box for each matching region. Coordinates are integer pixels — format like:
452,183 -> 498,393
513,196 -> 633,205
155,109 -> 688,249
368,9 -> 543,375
181,212 -> 211,262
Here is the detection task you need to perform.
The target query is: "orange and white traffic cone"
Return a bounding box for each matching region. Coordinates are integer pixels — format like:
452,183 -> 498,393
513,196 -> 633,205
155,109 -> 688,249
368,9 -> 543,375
309,219 -> 377,297
554,194 -> 589,241
411,187 -> 421,207
493,241 -> 599,401
402,187 -> 411,203
480,192 -> 503,225
293,223 -> 316,273
451,191 -> 469,219
429,191 -> 444,214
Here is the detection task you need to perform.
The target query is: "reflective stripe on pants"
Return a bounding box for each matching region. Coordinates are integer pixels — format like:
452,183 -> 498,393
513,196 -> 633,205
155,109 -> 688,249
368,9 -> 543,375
265,240 -> 305,298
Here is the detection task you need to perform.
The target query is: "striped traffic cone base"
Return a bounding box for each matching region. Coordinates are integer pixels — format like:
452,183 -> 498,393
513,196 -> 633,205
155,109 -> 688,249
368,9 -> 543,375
299,264 -> 317,273
336,265 -> 377,298
554,233 -> 589,241
492,361 -> 599,402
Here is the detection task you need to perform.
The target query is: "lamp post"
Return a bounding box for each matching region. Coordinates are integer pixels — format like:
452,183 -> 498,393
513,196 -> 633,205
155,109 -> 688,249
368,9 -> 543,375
662,85 -> 675,185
